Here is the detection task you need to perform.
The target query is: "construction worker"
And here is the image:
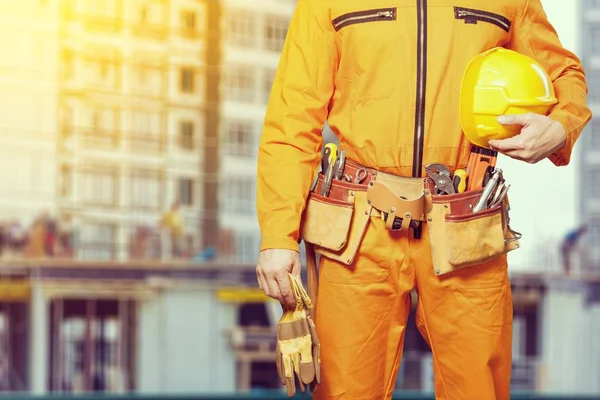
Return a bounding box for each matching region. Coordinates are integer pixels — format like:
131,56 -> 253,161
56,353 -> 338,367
255,1 -> 591,399
560,225 -> 588,275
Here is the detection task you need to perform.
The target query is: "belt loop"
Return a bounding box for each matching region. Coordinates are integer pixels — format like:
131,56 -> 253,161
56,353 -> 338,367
385,208 -> 396,230
400,213 -> 412,231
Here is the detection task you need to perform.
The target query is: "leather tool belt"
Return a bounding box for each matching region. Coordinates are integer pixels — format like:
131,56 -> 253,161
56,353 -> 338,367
298,157 -> 522,314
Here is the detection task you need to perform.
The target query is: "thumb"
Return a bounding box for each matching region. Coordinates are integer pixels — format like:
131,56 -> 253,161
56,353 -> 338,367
497,113 -> 530,126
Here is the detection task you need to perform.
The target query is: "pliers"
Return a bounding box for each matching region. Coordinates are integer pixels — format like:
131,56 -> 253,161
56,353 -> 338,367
425,163 -> 456,195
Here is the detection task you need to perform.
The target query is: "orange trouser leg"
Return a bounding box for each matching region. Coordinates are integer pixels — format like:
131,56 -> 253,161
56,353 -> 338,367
313,218 -> 414,400
412,223 -> 513,400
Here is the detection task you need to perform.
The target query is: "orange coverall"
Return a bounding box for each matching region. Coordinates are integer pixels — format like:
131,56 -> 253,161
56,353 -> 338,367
256,0 -> 591,399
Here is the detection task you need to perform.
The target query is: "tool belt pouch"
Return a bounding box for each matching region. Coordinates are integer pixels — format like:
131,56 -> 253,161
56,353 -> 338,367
299,174 -> 371,265
426,189 -> 521,276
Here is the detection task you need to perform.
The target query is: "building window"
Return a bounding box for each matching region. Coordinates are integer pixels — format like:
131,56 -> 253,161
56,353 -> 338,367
136,0 -> 164,25
132,0 -> 166,37
78,223 -> 116,260
49,299 -> 136,392
228,10 -> 256,47
77,166 -> 118,206
235,232 -> 260,264
588,72 -> 600,103
62,50 -> 75,80
140,4 -> 148,22
589,168 -> 600,198
592,26 -> 600,54
130,169 -> 162,210
81,0 -> 119,19
225,66 -> 255,102
68,51 -> 123,88
588,221 -> 600,262
83,107 -> 119,148
61,164 -> 73,197
222,177 -> 255,215
590,119 -> 600,150
180,10 -> 197,36
61,105 -> 74,141
223,120 -> 255,157
179,121 -> 195,150
130,111 -> 163,153
178,178 -> 195,206
263,68 -> 276,103
264,16 -> 288,52
132,64 -> 163,97
180,67 -> 195,94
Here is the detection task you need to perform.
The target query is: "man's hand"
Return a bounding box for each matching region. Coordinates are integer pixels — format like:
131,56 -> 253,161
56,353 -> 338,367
488,113 -> 567,164
256,249 -> 302,307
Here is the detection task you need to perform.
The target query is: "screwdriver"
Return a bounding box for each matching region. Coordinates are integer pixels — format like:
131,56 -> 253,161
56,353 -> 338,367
453,169 -> 468,193
320,143 -> 338,196
322,143 -> 338,173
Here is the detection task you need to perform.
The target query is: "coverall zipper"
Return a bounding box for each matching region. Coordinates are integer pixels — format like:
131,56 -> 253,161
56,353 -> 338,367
412,0 -> 428,177
454,7 -> 511,32
332,8 -> 397,31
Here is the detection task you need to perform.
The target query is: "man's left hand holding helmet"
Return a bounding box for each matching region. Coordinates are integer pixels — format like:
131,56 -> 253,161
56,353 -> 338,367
490,112 -> 568,164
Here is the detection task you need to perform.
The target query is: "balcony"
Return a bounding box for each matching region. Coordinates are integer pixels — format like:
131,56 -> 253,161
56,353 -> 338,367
62,11 -> 123,33
126,132 -> 165,156
130,23 -> 168,41
78,129 -> 120,151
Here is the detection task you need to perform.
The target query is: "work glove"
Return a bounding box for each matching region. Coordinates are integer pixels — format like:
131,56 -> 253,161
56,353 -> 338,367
275,273 -> 321,396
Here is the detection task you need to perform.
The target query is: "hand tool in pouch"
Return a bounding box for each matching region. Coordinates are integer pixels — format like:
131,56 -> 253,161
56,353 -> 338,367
332,150 -> 346,180
473,168 -> 503,212
425,163 -> 456,195
321,143 -> 337,172
466,146 -> 497,191
320,143 -> 338,196
453,168 -> 468,193
489,183 -> 511,209
275,273 -> 321,397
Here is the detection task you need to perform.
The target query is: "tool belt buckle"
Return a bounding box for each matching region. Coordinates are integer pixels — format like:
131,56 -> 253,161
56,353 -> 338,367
384,208 -> 412,231
366,181 -> 432,232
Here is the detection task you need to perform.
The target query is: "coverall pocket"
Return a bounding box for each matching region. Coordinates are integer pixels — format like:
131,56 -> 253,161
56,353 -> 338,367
426,190 -> 520,276
453,7 -> 512,33
333,7 -> 400,100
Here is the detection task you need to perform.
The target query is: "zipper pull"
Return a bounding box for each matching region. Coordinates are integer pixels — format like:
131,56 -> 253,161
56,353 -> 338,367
377,10 -> 394,18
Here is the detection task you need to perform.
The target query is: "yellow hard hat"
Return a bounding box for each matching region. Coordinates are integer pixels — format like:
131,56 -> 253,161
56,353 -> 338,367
459,47 -> 558,149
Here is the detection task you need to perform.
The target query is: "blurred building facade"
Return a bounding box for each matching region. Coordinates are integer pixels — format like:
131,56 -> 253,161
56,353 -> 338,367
218,0 -> 294,264
57,0 -> 206,261
580,0 -> 600,268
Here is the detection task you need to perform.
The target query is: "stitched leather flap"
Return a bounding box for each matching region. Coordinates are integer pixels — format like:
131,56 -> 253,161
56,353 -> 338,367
300,192 -> 355,251
366,181 -> 427,220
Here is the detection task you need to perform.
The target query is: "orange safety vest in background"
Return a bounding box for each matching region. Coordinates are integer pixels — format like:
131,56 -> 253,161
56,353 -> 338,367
256,0 -> 591,252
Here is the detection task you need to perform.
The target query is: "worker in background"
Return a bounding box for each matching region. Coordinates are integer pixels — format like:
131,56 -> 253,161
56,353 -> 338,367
159,201 -> 183,259
561,225 -> 588,275
255,1 -> 591,399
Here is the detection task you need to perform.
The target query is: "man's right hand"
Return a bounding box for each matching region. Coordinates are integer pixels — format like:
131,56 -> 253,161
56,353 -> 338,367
256,249 -> 302,308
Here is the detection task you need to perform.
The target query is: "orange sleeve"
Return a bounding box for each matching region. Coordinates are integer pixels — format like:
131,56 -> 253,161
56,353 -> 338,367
256,0 -> 338,252
507,0 -> 592,166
